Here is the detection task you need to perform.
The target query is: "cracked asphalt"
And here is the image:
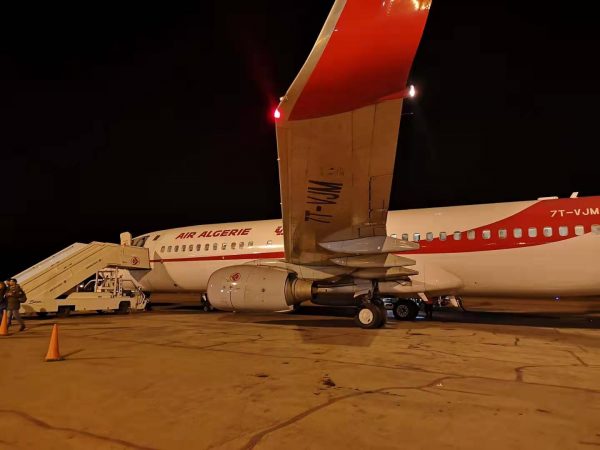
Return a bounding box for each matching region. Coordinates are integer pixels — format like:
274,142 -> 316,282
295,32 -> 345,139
1,301 -> 599,449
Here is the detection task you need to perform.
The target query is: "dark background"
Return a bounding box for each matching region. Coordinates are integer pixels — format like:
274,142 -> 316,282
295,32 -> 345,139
1,1 -> 599,276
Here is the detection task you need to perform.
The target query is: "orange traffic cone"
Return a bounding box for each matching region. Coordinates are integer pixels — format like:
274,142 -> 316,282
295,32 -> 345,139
0,311 -> 8,336
45,324 -> 63,362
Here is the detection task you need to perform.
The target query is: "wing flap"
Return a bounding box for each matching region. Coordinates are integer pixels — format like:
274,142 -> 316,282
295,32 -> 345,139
353,267 -> 419,280
319,236 -> 418,254
331,253 -> 416,268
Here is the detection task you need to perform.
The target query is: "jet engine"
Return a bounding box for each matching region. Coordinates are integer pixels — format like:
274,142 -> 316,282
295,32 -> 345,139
206,265 -> 314,312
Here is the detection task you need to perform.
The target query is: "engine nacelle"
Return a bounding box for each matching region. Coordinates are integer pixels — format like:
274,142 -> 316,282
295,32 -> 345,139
207,265 -> 313,312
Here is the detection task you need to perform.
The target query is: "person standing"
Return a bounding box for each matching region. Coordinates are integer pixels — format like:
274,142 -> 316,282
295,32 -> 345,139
5,278 -> 26,331
424,301 -> 434,320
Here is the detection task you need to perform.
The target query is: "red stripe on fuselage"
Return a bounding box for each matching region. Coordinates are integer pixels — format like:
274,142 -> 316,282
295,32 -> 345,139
150,198 -> 600,262
151,251 -> 285,264
402,198 -> 600,254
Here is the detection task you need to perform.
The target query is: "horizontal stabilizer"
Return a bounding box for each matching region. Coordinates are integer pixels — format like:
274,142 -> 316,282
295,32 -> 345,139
320,236 -> 418,255
331,253 -> 415,268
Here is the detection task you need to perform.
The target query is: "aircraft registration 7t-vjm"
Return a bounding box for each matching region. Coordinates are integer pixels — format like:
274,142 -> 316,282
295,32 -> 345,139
125,195 -> 600,325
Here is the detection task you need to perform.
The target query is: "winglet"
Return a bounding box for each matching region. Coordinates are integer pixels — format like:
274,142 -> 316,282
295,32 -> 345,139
278,0 -> 431,121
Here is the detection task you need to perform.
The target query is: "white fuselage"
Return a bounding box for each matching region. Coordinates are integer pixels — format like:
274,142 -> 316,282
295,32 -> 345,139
128,196 -> 600,299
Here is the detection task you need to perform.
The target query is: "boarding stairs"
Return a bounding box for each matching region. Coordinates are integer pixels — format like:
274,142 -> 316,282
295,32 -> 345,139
13,242 -> 150,311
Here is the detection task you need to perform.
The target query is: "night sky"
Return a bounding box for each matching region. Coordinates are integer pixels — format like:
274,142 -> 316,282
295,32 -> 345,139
2,1 -> 599,277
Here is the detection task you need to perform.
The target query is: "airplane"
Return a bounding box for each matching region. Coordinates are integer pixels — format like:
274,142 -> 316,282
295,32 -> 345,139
122,1 -> 600,328
125,194 -> 600,326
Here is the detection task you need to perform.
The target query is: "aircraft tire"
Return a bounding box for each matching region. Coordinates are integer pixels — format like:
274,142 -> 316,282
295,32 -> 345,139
393,299 -> 419,321
355,303 -> 385,329
373,299 -> 387,326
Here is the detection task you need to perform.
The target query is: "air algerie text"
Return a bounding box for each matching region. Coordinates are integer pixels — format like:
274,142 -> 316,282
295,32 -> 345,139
175,228 -> 252,239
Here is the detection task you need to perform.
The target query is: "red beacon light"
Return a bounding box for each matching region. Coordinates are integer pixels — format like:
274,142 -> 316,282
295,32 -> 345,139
273,108 -> 281,120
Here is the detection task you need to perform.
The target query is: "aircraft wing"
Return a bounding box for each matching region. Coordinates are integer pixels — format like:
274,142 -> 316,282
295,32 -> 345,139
276,0 -> 431,265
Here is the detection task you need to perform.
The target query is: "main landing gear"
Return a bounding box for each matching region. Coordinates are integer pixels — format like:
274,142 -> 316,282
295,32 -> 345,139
392,299 -> 420,321
354,299 -> 387,329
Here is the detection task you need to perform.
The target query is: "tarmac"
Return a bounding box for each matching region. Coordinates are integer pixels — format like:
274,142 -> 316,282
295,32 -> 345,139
1,298 -> 599,450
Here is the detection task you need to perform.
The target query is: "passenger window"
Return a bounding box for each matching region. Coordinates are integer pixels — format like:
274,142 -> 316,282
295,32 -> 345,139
161,246 -> 165,252
167,246 -> 172,252
426,232 -> 433,241
498,229 -> 507,239
543,227 -> 553,238
204,244 -> 209,251
267,240 -> 272,246
153,235 -> 161,241
401,233 -> 409,241
196,244 -> 201,251
231,242 -> 236,250
592,224 -> 600,235
239,242 -> 245,249
528,227 -> 537,238
213,243 -> 217,251
559,226 -> 569,237
453,231 -> 462,241
391,233 -> 397,239
513,228 -> 522,238
439,232 -> 447,241
575,225 -> 585,236
482,230 -> 491,240
174,245 -> 179,252
467,230 -> 475,240
222,243 -> 227,250
249,241 -> 254,248
413,233 -> 420,242
189,245 -> 193,251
